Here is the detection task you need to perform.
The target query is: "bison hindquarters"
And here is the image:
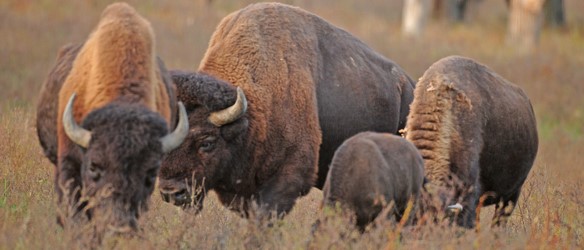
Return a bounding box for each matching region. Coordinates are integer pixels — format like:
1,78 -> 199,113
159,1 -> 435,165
405,55 -> 538,228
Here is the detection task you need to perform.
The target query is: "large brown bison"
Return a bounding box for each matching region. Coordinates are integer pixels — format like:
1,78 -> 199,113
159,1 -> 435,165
36,3 -> 188,231
158,3 -> 415,217
322,132 -> 425,231
404,55 -> 538,228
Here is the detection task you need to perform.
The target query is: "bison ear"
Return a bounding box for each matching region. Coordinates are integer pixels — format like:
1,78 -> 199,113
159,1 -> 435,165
220,117 -> 248,141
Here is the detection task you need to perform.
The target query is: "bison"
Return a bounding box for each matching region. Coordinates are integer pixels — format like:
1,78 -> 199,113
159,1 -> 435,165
36,3 -> 188,231
158,2 -> 415,217
404,55 -> 538,228
322,132 -> 425,231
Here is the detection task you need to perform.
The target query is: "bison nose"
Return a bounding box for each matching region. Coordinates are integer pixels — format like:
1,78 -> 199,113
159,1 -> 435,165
172,189 -> 190,205
160,191 -> 170,202
160,188 -> 191,206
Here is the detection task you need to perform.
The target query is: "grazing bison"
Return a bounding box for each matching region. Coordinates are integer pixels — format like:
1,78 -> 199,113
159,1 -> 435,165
404,55 -> 538,228
322,132 -> 425,231
158,2 -> 415,217
36,3 -> 188,231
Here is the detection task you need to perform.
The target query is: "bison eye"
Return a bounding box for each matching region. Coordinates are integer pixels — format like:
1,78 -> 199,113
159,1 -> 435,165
199,138 -> 216,153
145,168 -> 158,188
87,163 -> 102,182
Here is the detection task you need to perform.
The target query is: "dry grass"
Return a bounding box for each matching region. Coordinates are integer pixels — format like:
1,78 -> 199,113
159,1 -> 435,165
1,0 -> 583,248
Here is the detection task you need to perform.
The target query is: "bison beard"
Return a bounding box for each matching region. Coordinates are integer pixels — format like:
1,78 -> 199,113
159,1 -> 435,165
405,55 -> 538,228
158,2 -> 415,219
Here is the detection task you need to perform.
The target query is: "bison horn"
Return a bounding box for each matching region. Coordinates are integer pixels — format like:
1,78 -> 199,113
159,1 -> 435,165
208,87 -> 247,127
63,93 -> 92,148
160,102 -> 189,153
446,203 -> 464,213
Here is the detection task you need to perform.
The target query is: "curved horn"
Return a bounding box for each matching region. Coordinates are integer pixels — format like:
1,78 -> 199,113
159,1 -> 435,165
63,93 -> 91,148
446,203 -> 464,213
208,87 -> 247,127
161,102 -> 189,153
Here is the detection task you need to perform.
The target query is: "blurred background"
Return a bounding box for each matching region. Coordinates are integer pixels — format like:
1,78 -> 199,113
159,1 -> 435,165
1,0 -> 582,135
0,0 -> 582,248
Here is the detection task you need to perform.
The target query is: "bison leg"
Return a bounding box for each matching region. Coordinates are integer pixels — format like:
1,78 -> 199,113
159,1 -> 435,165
451,157 -> 482,228
217,192 -> 253,217
455,185 -> 479,228
256,165 -> 314,219
491,190 -> 520,227
55,155 -> 83,225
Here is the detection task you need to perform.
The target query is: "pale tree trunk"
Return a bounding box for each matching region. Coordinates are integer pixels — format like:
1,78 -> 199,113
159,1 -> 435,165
544,0 -> 565,28
433,0 -> 471,22
402,0 -> 431,37
432,0 -> 444,20
447,0 -> 469,22
507,0 -> 546,52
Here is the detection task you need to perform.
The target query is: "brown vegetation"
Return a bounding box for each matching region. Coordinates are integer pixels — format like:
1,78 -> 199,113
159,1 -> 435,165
0,0 -> 582,248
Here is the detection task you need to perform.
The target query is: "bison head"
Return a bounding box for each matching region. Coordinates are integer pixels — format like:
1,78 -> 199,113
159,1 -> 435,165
158,72 -> 248,212
418,178 -> 470,226
62,94 -> 188,231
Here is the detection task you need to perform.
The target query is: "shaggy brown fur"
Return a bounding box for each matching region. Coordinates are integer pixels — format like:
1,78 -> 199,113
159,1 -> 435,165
37,43 -> 83,165
36,2 -> 180,233
322,132 -> 424,231
159,2 -> 414,217
405,55 -> 538,227
36,45 -> 176,165
57,3 -> 171,131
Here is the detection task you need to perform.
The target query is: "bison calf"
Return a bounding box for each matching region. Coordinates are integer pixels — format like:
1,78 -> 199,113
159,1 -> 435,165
322,132 -> 425,230
405,56 -> 538,228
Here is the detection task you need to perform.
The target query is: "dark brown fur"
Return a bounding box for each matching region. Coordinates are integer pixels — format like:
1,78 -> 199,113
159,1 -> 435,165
322,132 -> 424,231
37,43 -> 83,165
405,55 -> 538,227
159,3 -> 414,216
36,46 -> 176,165
36,3 -> 178,232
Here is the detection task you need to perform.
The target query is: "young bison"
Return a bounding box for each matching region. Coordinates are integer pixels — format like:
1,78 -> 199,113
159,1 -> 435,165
322,132 -> 425,230
405,56 -> 538,228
